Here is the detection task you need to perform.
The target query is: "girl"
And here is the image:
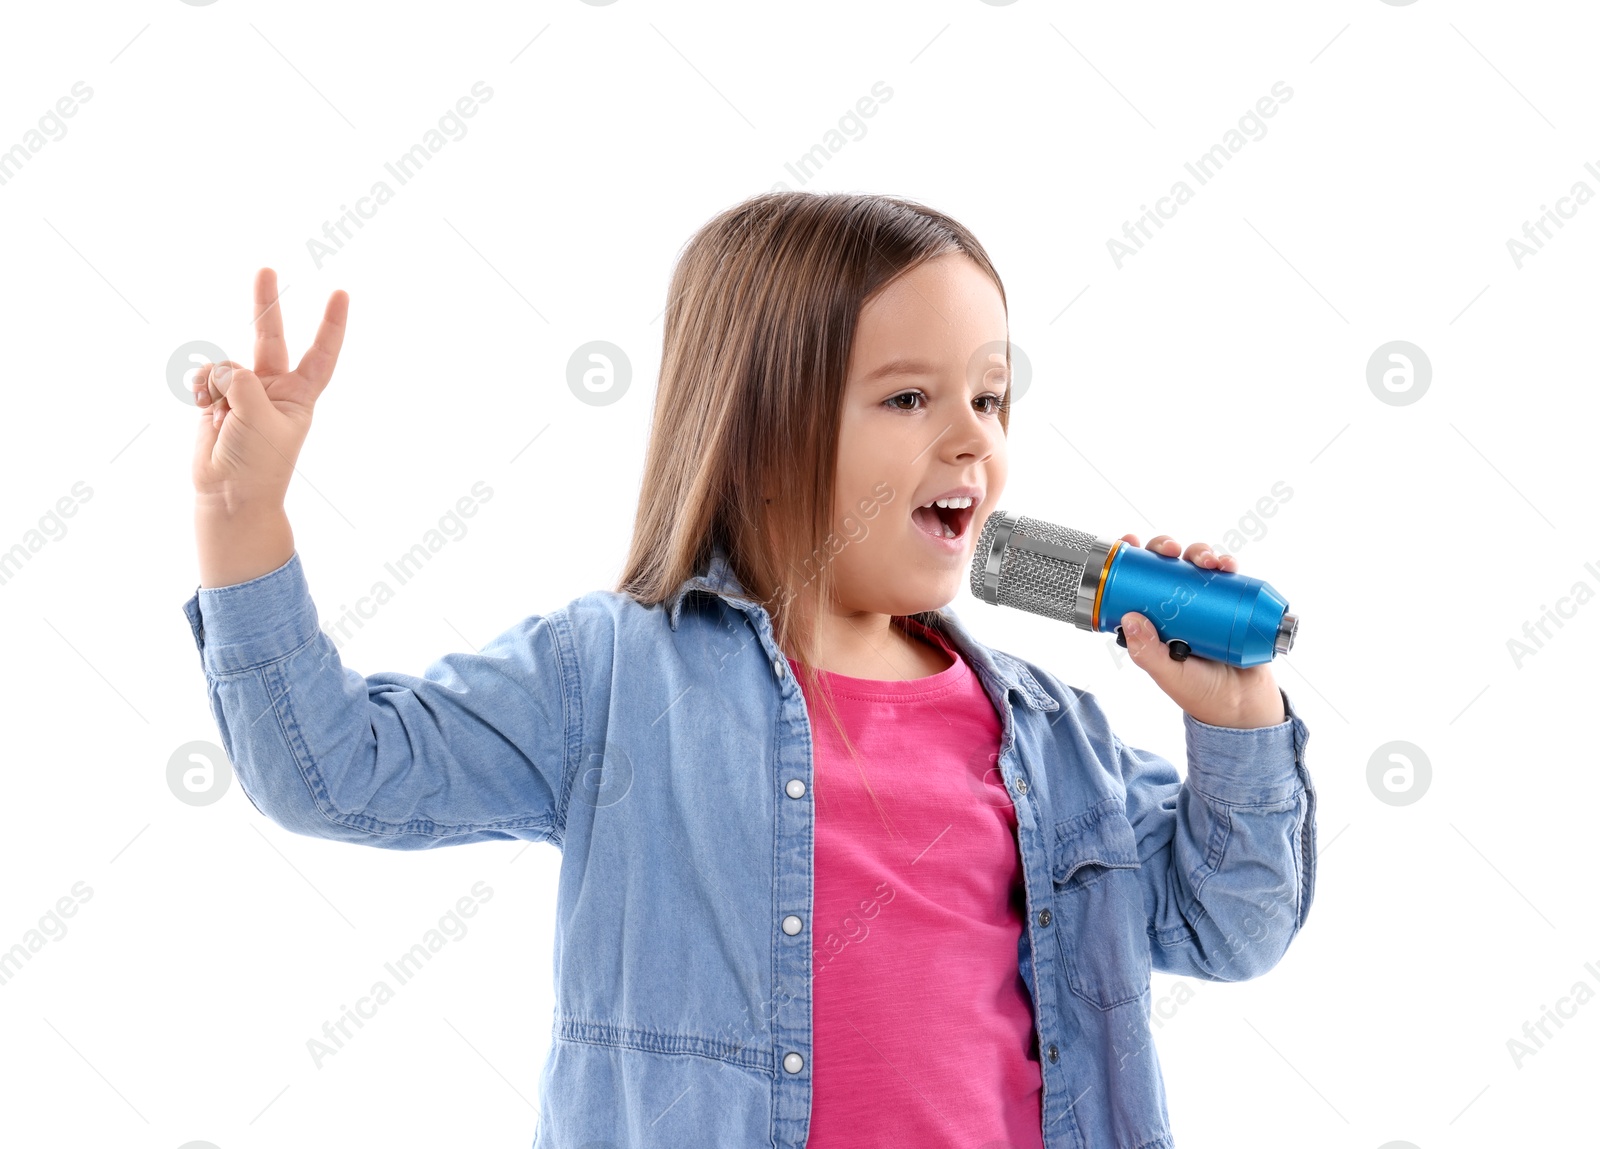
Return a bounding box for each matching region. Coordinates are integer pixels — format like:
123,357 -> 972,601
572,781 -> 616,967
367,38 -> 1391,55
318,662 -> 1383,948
184,191 -> 1315,1149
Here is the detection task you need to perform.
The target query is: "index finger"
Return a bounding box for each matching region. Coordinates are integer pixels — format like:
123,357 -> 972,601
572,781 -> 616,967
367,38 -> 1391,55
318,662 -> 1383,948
253,267 -> 288,378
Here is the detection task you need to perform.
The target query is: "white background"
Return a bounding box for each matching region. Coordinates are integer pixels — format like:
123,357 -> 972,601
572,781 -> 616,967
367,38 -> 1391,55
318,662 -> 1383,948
0,2 -> 1594,1147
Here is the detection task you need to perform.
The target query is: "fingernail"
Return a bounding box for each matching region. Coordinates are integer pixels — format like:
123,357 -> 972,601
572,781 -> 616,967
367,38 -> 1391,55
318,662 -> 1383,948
214,365 -> 233,386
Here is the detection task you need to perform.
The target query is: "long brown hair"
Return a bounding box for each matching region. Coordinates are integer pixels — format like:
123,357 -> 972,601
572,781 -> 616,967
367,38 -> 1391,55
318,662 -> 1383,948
615,191 -> 1010,815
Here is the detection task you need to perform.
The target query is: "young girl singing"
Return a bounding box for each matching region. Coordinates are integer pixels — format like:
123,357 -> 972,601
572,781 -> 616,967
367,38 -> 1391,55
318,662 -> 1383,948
183,191 -> 1315,1149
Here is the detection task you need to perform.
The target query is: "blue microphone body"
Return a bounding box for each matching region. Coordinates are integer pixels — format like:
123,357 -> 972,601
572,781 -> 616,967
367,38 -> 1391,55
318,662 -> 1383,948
1097,543 -> 1290,667
969,511 -> 1298,668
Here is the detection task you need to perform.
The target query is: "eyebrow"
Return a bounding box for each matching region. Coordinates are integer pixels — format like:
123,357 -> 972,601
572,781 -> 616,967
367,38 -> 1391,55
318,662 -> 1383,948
861,357 -> 939,383
860,355 -> 1009,384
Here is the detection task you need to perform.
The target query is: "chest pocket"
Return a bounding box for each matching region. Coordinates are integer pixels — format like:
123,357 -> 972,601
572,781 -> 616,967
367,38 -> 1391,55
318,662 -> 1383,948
1051,801 -> 1152,1009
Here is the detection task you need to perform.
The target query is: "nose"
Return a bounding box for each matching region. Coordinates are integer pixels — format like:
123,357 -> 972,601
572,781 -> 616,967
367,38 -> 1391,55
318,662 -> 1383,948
942,398 -> 996,463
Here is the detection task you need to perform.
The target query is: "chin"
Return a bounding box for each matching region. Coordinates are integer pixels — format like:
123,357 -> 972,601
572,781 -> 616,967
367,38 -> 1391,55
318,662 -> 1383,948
902,571 -> 964,614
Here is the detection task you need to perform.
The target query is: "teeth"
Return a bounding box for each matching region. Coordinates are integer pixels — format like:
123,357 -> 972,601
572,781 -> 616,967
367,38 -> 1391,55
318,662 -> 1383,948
923,496 -> 975,509
912,502 -> 964,539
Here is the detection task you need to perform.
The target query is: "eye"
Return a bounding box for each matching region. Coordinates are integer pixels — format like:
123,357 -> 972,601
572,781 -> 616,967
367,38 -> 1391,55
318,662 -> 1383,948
883,389 -> 1010,415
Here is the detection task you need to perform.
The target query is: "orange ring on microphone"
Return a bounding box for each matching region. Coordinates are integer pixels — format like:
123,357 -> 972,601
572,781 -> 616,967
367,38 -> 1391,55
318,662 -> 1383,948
1091,540 -> 1121,630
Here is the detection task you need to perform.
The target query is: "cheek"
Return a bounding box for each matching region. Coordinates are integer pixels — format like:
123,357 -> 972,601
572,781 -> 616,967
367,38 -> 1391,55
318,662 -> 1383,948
835,419 -> 912,502
837,511 -> 870,545
834,481 -> 902,545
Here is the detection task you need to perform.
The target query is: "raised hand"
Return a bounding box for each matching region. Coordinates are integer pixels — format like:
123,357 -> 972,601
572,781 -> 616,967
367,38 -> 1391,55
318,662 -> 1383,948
1116,533 -> 1287,729
190,267 -> 349,510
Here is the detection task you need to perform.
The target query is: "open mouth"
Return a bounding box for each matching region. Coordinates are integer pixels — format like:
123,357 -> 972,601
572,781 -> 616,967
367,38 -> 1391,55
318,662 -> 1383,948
911,501 -> 976,541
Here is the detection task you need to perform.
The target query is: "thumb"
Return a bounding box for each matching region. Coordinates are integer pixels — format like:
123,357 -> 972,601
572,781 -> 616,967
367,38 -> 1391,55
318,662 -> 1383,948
208,361 -> 270,424
1120,612 -> 1181,688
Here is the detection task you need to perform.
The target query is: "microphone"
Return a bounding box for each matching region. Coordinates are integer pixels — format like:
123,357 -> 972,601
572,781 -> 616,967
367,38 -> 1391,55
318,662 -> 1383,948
969,511 -> 1298,667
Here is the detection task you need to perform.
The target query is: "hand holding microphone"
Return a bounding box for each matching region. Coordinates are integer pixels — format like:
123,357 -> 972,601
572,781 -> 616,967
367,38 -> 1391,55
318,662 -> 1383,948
970,511 -> 1295,728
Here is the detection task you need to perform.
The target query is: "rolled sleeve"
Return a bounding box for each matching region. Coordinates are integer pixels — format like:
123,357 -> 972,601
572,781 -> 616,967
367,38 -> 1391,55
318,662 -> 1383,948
182,552 -> 320,677
1116,686 -> 1318,978
1182,688 -> 1317,937
1181,688 -> 1310,808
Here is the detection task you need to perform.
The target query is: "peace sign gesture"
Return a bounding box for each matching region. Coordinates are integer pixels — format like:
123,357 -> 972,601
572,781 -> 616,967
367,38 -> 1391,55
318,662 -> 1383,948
190,267 -> 349,509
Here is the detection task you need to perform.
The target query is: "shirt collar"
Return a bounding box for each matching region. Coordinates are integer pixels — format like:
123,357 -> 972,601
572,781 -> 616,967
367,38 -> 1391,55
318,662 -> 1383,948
666,543 -> 1059,713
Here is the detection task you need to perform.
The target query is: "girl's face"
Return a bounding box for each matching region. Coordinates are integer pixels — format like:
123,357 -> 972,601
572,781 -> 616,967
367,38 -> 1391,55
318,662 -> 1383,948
829,251 -> 1011,616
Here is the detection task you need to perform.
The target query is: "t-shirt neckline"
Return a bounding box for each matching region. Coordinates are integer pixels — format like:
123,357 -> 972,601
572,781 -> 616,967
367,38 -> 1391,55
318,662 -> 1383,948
784,615 -> 967,700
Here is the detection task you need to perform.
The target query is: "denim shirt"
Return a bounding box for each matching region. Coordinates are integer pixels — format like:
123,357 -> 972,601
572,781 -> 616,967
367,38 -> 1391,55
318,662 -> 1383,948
181,544 -> 1315,1149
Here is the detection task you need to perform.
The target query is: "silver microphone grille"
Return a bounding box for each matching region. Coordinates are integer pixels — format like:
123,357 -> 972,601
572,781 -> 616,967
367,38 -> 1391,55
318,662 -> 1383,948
969,511 -> 1108,629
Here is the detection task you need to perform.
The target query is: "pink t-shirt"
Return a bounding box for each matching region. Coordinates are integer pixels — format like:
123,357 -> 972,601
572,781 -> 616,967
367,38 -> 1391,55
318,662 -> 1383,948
789,615 -> 1046,1149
